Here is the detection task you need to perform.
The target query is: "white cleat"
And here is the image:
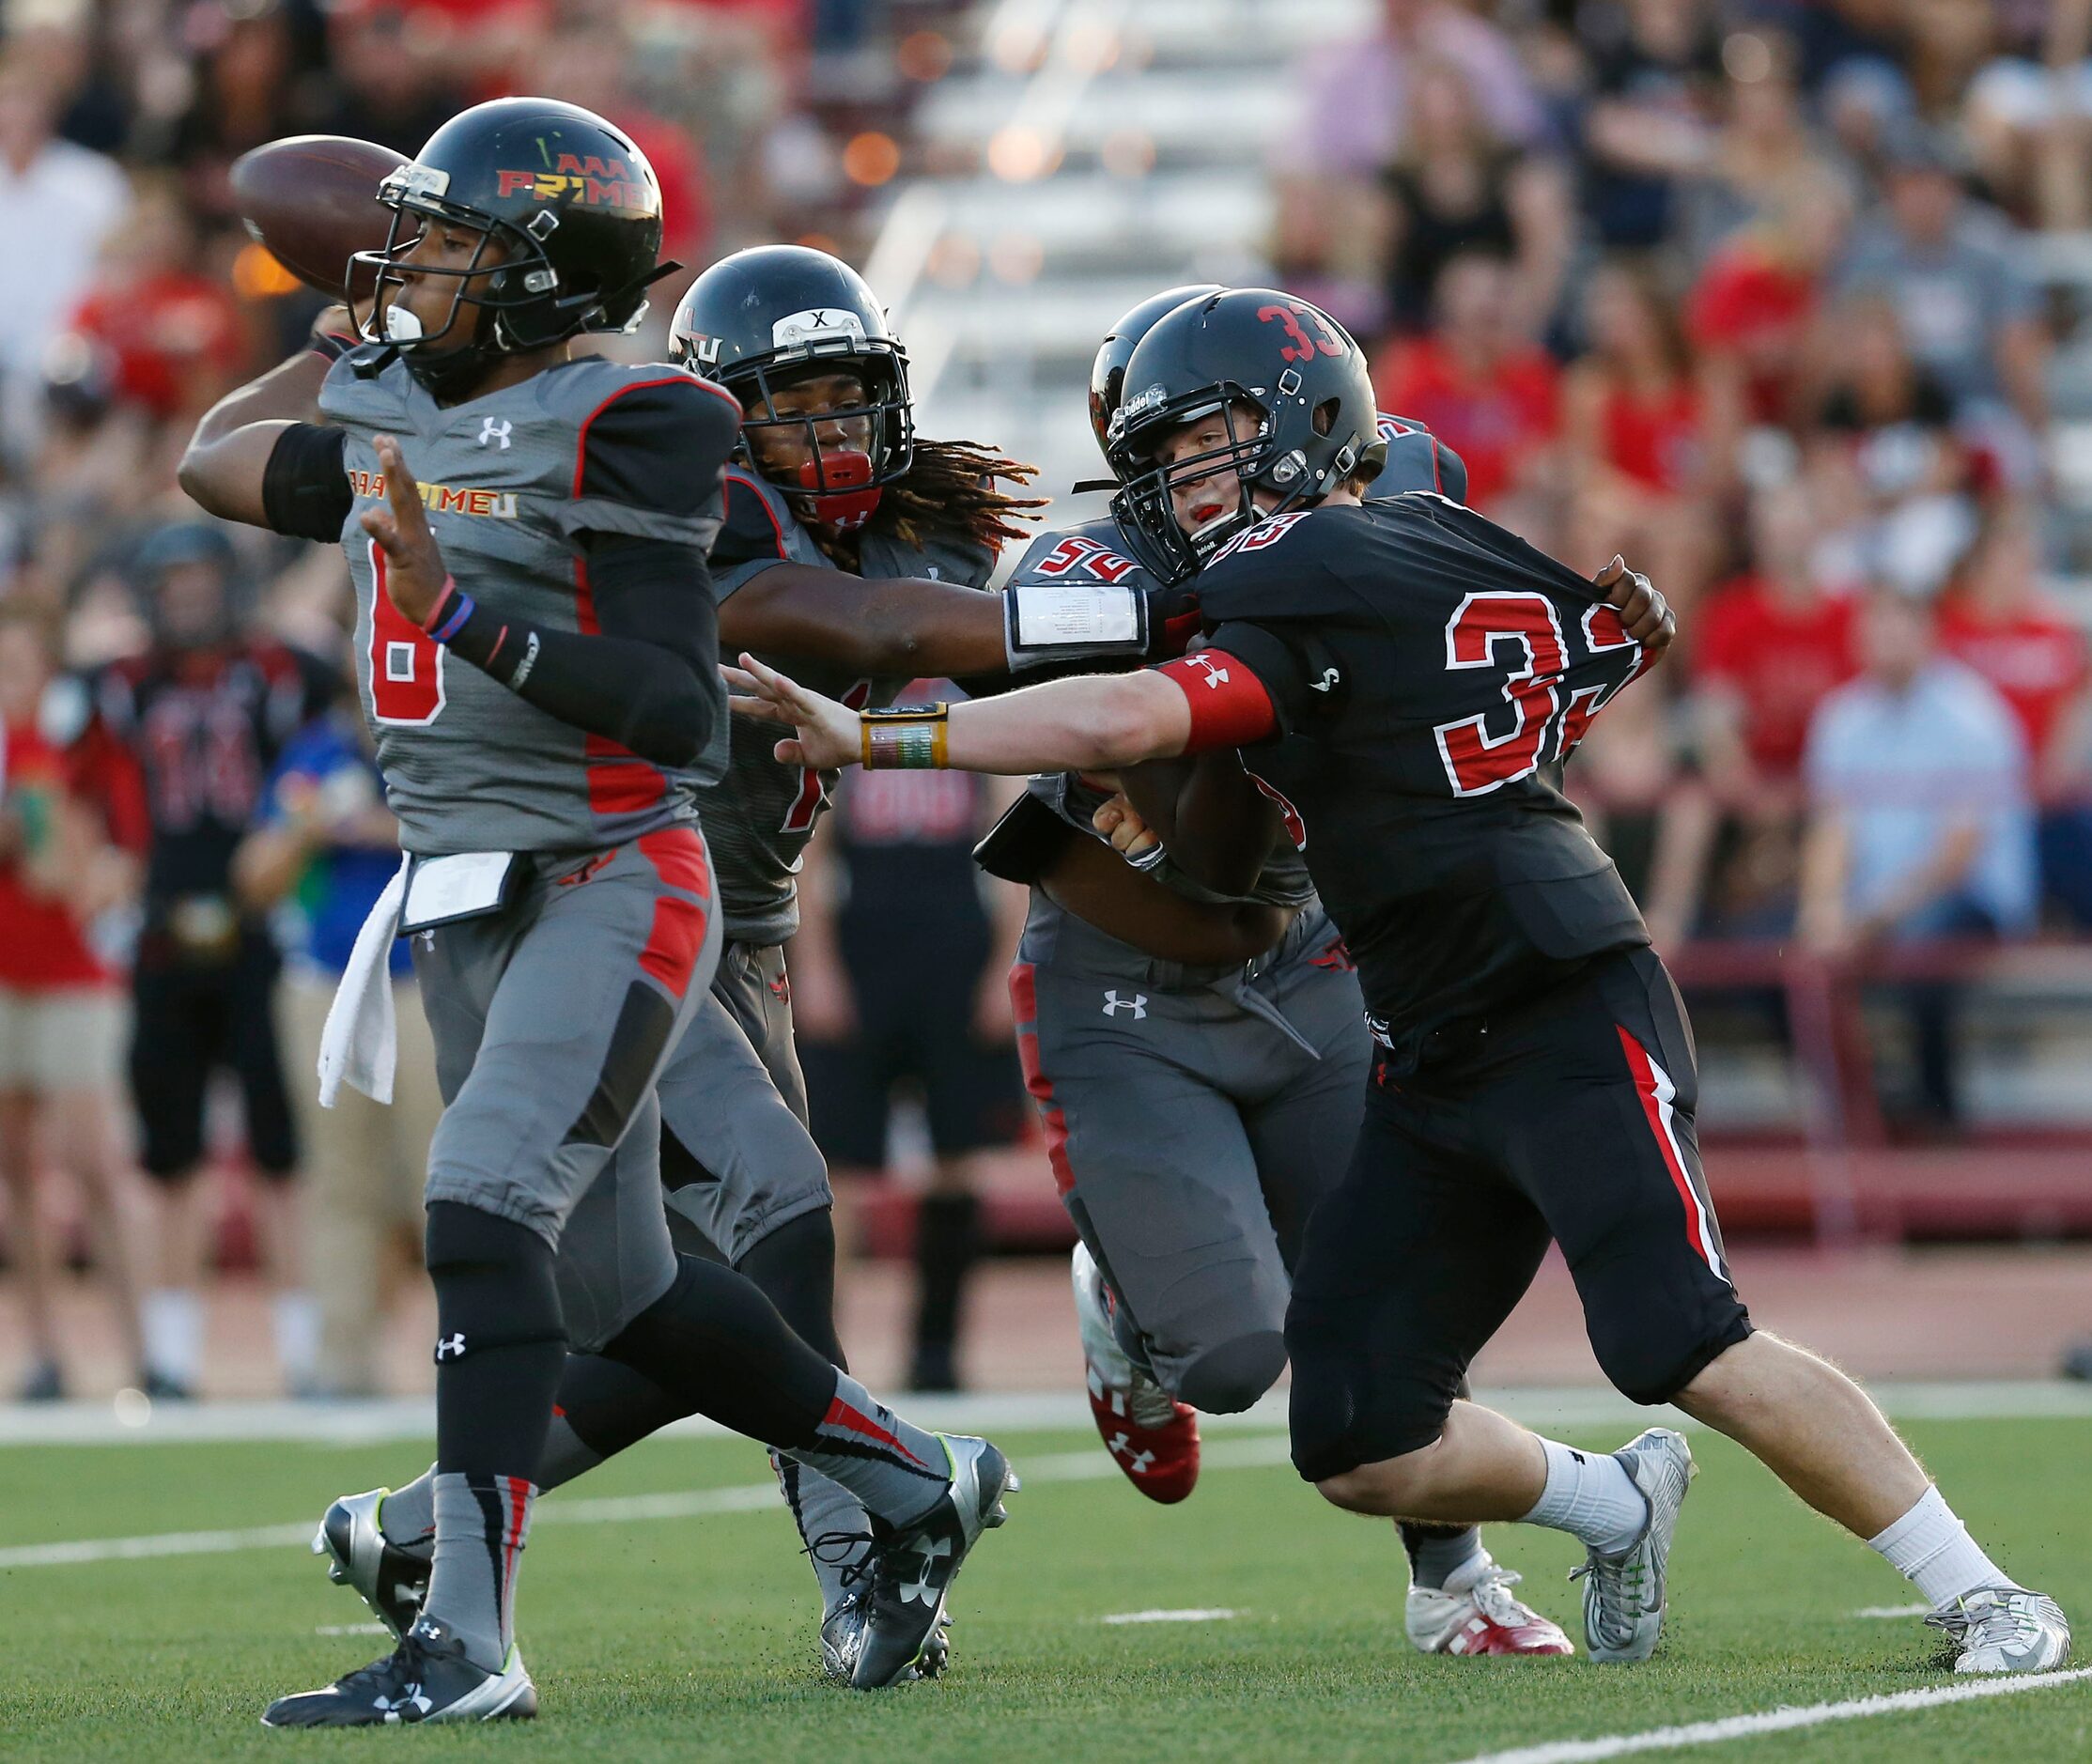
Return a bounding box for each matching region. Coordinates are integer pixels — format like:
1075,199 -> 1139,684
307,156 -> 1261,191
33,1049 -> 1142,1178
1405,1558 -> 1574,1656
1929,1586 -> 2072,1674
1571,1427 -> 1695,1663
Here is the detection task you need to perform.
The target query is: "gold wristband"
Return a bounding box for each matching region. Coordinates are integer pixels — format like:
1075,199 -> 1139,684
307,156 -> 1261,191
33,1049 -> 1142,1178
859,703 -> 951,769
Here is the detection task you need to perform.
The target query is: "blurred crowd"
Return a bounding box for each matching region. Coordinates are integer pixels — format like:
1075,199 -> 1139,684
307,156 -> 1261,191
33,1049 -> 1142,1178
1274,0 -> 2092,1124
7,0 -> 2092,1400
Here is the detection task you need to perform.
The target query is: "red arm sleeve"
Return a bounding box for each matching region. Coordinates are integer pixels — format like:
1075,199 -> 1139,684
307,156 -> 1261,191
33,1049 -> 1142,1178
1154,650 -> 1279,752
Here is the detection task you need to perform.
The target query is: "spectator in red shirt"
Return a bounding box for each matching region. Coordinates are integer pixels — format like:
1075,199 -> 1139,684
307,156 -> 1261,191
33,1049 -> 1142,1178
1562,260 -> 1716,622
1937,499 -> 2092,924
1684,165 -> 1852,462
63,178 -> 246,426
0,604 -> 147,1400
1653,479 -> 1860,944
1372,251 -> 1560,529
1697,480 -> 1862,795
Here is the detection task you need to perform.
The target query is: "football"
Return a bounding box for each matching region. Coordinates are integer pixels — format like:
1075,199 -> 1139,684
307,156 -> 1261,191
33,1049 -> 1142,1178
229,134 -> 407,302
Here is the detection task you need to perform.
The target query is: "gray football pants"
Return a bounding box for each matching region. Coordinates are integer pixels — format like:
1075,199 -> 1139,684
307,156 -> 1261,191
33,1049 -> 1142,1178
659,939 -> 834,1265
413,828 -> 721,1353
1011,897 -> 1370,1413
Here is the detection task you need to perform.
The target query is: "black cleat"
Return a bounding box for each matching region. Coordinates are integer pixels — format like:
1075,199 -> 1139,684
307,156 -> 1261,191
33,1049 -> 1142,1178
852,1434 -> 1015,1690
261,1616 -> 535,1727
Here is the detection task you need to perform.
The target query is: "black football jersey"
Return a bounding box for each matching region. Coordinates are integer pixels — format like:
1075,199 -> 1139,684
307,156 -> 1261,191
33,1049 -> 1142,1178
1192,493 -> 1650,1058
89,642 -> 333,903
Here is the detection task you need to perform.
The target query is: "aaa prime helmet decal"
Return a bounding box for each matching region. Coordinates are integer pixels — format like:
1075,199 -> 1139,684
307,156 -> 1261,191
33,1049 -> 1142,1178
351,98 -> 672,401
493,154 -> 650,208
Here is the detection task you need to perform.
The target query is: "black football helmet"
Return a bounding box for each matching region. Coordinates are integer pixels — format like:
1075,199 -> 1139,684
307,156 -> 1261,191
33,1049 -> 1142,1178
669,245 -> 912,533
1088,284 -> 1222,456
350,98 -> 675,401
1106,287 -> 1382,582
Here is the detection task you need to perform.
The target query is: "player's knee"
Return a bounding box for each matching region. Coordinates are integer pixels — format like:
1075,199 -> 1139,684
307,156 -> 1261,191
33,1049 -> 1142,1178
733,1209 -> 842,1366
424,1199 -> 566,1352
1175,1330 -> 1287,1416
1588,1307 -> 1733,1407
1287,1325 -> 1453,1489
1315,1460 -> 1406,1514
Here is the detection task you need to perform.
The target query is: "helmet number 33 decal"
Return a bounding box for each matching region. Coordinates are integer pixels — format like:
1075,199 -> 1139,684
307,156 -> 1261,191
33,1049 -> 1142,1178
1258,301 -> 1347,364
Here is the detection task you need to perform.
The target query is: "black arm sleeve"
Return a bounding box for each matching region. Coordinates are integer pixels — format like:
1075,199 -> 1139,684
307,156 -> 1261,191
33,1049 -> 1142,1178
441,533 -> 721,768
260,424 -> 352,543
435,373 -> 735,766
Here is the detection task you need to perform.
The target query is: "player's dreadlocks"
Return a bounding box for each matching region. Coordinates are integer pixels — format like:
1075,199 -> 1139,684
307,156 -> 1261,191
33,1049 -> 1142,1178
872,437 -> 1048,555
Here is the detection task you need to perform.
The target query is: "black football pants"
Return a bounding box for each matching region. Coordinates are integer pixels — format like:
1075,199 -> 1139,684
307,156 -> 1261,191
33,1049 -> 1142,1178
1287,947 -> 1752,1482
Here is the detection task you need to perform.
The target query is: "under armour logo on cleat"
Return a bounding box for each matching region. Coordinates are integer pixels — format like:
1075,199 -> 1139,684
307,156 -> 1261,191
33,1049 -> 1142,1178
1101,990 -> 1147,1019
434,1333 -> 467,1361
374,1684 -> 432,1721
902,1536 -> 952,1604
477,417 -> 513,450
1108,1432 -> 1155,1474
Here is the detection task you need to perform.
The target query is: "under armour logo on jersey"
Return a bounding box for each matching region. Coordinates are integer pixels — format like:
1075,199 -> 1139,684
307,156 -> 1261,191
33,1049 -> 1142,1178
434,1333 -> 466,1361
1102,990 -> 1147,1019
1185,654 -> 1230,689
477,417 -> 513,450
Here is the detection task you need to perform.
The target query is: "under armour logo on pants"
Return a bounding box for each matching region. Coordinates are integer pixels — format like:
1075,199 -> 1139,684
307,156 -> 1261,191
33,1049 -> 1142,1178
434,1333 -> 467,1361
1102,990 -> 1147,1019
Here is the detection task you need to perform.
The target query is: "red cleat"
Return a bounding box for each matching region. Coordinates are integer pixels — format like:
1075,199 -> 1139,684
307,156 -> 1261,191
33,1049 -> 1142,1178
1085,1367 -> 1201,1504
1072,1244 -> 1201,1503
1405,1560 -> 1575,1657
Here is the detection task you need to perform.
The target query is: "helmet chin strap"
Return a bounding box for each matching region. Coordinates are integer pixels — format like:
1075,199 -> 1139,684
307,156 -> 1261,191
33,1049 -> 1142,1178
796,451 -> 882,532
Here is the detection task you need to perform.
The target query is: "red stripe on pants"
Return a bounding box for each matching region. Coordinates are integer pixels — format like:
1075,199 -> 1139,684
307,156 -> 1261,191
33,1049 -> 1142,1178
636,828 -> 711,998
1615,1024 -> 1719,1276
1009,962 -> 1075,1196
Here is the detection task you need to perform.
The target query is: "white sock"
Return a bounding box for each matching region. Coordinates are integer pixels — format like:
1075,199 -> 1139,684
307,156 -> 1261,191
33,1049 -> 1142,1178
1867,1485 -> 2007,1609
142,1289 -> 204,1386
1522,1437 -> 1649,1555
272,1291 -> 320,1386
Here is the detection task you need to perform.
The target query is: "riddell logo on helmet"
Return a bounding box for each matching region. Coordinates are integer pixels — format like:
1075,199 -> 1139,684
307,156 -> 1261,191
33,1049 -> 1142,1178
496,156 -> 643,207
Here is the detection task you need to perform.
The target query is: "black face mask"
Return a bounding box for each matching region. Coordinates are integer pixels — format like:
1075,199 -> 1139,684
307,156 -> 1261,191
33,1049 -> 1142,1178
349,333 -> 501,405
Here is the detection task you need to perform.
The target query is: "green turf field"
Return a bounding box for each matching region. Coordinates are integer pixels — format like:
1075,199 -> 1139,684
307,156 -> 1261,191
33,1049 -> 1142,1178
0,1416 -> 2086,1762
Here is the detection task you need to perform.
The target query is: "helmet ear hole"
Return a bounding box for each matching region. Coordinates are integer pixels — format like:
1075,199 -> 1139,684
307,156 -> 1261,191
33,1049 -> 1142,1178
1311,396 -> 1340,438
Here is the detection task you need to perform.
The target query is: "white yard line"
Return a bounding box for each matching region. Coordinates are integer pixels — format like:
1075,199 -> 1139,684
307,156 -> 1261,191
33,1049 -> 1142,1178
5,1381 -> 2084,1447
1100,1608 -> 1237,1624
0,1435 -> 1294,1571
1446,1668 -> 2092,1764
1852,1603 -> 1931,1619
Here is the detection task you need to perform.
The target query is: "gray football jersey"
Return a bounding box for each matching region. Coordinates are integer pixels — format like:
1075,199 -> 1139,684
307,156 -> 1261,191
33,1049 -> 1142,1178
1007,514 -> 1314,910
320,351 -> 735,856
705,468 -> 996,942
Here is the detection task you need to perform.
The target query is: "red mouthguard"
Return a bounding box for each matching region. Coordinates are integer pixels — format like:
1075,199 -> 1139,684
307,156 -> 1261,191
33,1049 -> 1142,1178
798,450 -> 882,532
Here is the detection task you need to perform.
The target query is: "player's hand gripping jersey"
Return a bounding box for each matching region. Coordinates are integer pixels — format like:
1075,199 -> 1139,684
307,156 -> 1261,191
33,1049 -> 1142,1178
1177,494 -> 1652,1061
307,352 -> 738,854
704,467 -> 996,944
